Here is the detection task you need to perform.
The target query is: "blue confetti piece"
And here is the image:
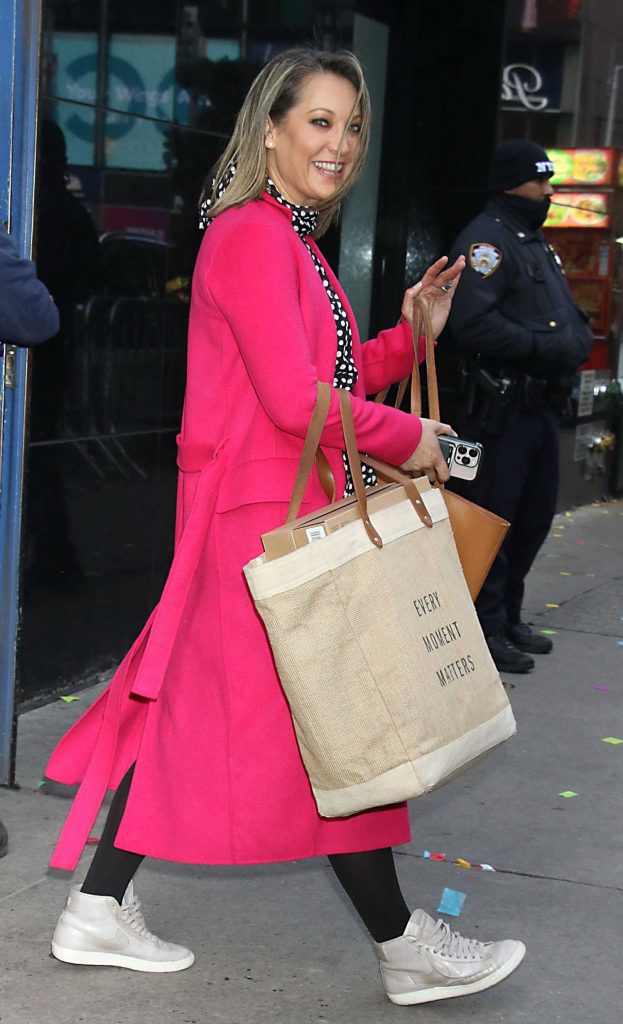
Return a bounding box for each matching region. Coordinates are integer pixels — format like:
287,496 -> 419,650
423,850 -> 431,859
618,641 -> 623,647
437,887 -> 466,917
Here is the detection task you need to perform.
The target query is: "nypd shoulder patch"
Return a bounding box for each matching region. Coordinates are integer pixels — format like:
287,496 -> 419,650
469,242 -> 502,278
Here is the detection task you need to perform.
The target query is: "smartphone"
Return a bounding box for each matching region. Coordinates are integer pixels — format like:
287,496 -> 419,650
438,436 -> 483,481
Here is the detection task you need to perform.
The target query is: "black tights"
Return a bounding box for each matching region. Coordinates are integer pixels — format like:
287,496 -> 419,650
82,764 -> 411,943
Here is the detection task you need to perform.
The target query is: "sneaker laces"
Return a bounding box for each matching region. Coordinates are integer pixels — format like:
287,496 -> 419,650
427,918 -> 487,960
120,895 -> 161,945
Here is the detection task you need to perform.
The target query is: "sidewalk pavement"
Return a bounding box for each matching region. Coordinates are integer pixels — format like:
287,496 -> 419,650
1,500 -> 622,1024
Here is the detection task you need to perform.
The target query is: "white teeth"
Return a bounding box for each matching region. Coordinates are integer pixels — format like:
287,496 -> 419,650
314,161 -> 343,172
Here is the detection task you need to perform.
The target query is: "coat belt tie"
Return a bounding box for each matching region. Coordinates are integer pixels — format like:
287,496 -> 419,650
48,437 -> 226,870
130,437 -> 227,700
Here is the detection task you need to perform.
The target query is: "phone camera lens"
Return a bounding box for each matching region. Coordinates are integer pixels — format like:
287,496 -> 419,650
469,448 -> 478,458
460,456 -> 470,465
457,445 -> 467,455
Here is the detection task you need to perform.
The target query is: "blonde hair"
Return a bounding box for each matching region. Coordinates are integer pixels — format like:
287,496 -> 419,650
200,48 -> 371,238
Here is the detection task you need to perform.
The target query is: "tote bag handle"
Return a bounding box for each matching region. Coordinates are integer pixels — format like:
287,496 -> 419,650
286,383 -> 382,547
286,384 -> 433,543
375,297 -> 440,420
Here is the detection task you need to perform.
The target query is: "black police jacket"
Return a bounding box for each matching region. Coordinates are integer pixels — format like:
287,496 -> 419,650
447,197 -> 593,382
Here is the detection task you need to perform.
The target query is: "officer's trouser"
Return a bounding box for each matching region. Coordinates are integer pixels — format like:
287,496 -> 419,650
450,400 -> 559,636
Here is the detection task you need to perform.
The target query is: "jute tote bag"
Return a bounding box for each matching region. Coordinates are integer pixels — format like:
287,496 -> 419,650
244,384 -> 516,818
375,300 -> 510,601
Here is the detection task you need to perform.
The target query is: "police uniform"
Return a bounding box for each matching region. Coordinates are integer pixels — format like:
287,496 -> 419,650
447,143 -> 592,672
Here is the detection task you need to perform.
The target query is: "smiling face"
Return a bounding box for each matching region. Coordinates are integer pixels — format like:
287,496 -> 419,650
264,72 -> 362,207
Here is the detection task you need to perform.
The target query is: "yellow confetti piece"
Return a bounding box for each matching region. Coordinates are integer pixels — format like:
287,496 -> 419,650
455,858 -> 472,869
545,603 -> 559,608
59,695 -> 81,703
601,737 -> 623,745
559,791 -> 578,798
559,572 -> 571,576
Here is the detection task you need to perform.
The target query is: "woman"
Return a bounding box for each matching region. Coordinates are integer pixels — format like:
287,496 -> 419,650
48,49 -> 525,1004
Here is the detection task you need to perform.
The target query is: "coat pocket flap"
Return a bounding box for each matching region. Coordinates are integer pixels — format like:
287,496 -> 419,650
216,457 -> 315,512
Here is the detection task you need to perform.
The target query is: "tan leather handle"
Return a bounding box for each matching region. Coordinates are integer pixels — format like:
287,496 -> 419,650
337,390 -> 382,547
287,383 -> 332,522
374,298 -> 440,421
359,455 -> 433,528
410,298 -> 440,421
286,384 -> 383,548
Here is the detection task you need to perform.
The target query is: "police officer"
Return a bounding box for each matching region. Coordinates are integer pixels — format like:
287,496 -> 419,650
447,139 -> 593,673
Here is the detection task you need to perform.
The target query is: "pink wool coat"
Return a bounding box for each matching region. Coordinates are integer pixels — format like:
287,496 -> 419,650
47,193 -> 425,870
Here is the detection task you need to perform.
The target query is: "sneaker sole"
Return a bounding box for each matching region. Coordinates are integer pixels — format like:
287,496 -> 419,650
384,942 -> 526,1005
51,941 -> 195,973
493,661 -> 534,674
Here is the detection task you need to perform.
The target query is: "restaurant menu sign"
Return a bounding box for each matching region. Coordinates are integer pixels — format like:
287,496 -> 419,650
547,149 -> 616,188
544,193 -> 610,230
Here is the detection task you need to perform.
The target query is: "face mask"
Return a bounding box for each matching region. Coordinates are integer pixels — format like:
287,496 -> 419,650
498,192 -> 551,230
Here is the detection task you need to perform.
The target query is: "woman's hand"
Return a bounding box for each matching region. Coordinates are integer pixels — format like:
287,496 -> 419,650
400,418 -> 457,485
401,255 -> 466,338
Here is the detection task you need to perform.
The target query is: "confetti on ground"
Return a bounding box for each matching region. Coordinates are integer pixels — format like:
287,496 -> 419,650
601,737 -> 623,745
541,629 -> 558,636
594,685 -> 612,692
35,780 -> 45,789
574,540 -> 586,545
560,572 -> 571,576
422,851 -> 497,873
59,695 -> 80,703
618,641 -> 623,648
86,836 -> 100,844
559,791 -> 578,799
545,603 -> 559,609
437,888 -> 466,917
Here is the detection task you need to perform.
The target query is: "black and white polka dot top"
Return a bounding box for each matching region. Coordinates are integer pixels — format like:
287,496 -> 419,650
264,180 -> 376,497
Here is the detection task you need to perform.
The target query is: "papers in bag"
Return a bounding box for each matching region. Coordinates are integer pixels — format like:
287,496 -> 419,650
261,479 -> 433,562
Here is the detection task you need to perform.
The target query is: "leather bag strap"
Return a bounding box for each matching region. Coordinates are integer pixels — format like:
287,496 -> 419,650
374,299 -> 440,421
360,455 -> 433,528
286,383 -> 383,548
410,298 -> 440,421
337,389 -> 382,547
287,382 -> 332,522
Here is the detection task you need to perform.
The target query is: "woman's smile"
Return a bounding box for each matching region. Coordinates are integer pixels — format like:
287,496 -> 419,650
265,72 -> 361,206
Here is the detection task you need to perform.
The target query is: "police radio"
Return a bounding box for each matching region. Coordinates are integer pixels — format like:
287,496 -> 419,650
438,436 -> 483,481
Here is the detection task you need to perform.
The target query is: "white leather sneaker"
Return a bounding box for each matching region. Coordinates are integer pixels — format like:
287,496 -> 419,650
51,882 -> 195,973
375,909 -> 525,1005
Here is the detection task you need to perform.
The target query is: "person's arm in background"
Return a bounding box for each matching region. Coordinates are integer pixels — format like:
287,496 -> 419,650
0,228 -> 60,345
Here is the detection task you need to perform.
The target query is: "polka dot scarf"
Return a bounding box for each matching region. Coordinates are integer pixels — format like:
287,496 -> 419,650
265,180 -> 376,497
200,170 -> 376,496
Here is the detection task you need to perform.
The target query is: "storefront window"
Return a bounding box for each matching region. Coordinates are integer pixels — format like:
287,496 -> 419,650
19,0 -> 371,702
